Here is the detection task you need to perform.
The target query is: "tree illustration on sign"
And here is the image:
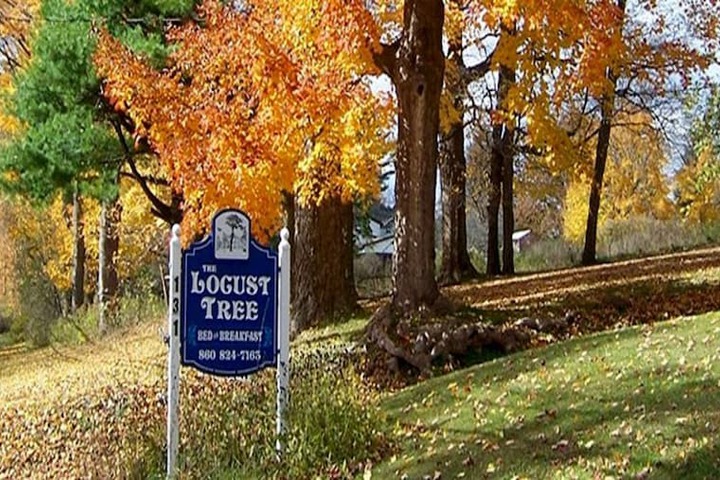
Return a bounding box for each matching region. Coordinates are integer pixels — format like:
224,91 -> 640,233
225,214 -> 245,253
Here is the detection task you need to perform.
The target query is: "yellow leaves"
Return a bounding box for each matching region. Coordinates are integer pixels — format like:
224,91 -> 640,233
296,92 -> 392,208
0,197 -> 19,309
5,195 -> 74,292
115,179 -> 167,280
1,179 -> 166,298
439,91 -> 461,135
563,120 -> 672,242
444,1 -> 466,44
675,146 -> 720,223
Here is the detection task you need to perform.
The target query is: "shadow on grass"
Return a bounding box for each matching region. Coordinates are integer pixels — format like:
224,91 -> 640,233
382,326 -> 644,422
387,374 -> 719,479
293,315 -> 368,347
380,320 -> 720,479
656,441 -> 720,479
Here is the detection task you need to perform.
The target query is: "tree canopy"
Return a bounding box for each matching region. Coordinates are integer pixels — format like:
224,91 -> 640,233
94,0 -> 391,240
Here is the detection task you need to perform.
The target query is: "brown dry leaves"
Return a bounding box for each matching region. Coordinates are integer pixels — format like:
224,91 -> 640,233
447,246 -> 720,335
0,325 -> 166,478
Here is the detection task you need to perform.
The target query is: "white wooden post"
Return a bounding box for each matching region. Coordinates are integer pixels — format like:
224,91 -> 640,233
276,227 -> 291,455
167,224 -> 181,478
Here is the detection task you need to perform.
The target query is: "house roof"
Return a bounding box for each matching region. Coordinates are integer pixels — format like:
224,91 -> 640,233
358,234 -> 394,255
367,203 -> 394,228
512,229 -> 532,241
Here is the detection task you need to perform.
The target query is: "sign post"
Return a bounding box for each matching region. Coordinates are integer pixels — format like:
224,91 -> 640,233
167,224 -> 181,478
276,228 -> 291,455
165,209 -> 291,477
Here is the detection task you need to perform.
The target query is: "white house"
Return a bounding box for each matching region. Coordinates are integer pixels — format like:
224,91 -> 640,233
356,203 -> 394,257
512,229 -> 536,252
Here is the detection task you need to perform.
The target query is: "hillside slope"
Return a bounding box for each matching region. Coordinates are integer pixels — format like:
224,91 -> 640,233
2,246 -> 720,477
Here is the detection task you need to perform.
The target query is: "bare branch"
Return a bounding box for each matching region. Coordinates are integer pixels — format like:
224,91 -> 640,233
111,119 -> 176,223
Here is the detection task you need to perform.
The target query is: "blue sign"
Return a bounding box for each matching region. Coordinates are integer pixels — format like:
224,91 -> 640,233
181,209 -> 278,376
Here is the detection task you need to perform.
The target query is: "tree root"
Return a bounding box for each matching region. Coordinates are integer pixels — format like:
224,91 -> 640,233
363,300 -> 577,383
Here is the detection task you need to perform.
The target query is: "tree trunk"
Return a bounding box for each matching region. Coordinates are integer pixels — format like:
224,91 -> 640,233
98,203 -> 106,333
439,39 -> 478,285
487,128 -> 503,276
71,187 -> 85,312
98,197 -> 121,333
488,54 -> 516,276
291,195 -> 357,335
582,102 -> 612,266
582,0 -> 625,266
499,64 -> 517,276
365,0 -> 446,375
105,198 -> 121,301
501,142 -> 515,275
386,0 -> 445,312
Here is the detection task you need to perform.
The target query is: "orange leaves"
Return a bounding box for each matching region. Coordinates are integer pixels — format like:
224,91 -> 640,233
95,0 -> 386,242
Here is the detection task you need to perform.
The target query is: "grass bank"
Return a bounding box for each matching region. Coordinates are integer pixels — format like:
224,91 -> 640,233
373,312 -> 720,479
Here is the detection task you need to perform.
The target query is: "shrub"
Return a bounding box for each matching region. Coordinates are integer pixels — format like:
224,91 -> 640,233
49,294 -> 166,345
515,238 -> 580,273
122,347 -> 389,479
13,264 -> 61,347
598,216 -> 720,261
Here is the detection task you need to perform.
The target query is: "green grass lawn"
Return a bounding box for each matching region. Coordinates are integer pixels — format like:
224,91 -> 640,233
373,312 -> 720,479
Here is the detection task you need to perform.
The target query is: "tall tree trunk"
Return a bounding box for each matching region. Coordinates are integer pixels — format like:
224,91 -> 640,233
105,198 -> 121,301
501,145 -> 515,275
582,0 -> 625,266
500,65 -> 516,276
488,39 -> 516,277
291,195 -> 357,335
582,101 -> 612,266
98,203 -> 107,333
365,0 -> 445,375
376,0 -> 444,313
439,38 -> 478,285
98,197 -> 121,333
71,187 -> 85,312
486,143 -> 502,276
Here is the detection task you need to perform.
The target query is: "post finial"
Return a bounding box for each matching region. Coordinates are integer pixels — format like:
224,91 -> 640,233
280,227 -> 290,243
172,224 -> 181,239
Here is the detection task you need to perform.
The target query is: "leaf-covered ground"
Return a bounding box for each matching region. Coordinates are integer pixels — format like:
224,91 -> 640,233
373,312 -> 720,479
0,320 -> 378,479
447,246 -> 720,316
2,246 -> 720,478
0,325 -> 167,478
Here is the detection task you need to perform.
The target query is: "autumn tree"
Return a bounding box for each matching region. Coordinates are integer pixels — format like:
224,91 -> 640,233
0,0 -> 37,71
367,0 -> 588,369
564,117 -> 673,244
676,90 -> 720,222
434,0 -> 493,284
563,0 -> 720,264
371,0 -> 445,315
95,0 -> 390,333
0,0 -> 196,324
452,0 -> 589,276
0,0 -> 39,139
